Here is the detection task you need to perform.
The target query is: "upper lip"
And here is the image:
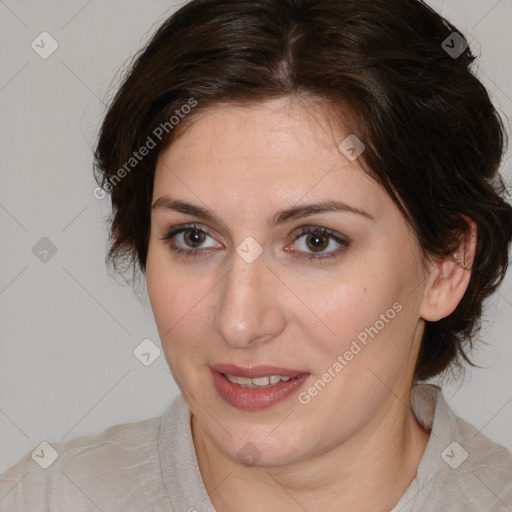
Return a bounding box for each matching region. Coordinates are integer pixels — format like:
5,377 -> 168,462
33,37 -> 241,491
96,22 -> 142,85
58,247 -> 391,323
210,363 -> 308,378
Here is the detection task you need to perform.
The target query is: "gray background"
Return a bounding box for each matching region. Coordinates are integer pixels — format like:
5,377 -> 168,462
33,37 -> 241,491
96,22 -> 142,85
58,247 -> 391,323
0,0 -> 511,473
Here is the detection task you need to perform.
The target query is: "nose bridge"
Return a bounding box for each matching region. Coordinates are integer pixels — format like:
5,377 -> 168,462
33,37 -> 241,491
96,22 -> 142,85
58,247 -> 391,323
213,251 -> 284,347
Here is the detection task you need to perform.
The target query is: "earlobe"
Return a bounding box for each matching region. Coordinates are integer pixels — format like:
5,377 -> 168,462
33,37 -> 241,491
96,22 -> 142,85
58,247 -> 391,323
419,216 -> 477,322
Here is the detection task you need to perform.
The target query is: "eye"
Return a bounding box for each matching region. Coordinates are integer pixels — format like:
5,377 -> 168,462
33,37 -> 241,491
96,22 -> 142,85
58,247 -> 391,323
159,223 -> 350,261
159,223 -> 221,258
288,226 -> 350,261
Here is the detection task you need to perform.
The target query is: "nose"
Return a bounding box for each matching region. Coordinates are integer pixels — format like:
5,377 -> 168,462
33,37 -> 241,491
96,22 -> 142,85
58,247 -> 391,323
213,252 -> 286,349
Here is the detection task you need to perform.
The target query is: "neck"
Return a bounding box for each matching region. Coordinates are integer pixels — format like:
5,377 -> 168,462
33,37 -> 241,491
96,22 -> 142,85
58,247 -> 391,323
191,392 -> 430,512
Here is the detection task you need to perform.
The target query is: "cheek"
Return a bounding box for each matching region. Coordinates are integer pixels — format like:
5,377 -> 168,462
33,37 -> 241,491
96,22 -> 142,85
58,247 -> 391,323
304,269 -> 386,336
306,265 -> 414,371
146,244 -> 183,341
146,246 -> 211,366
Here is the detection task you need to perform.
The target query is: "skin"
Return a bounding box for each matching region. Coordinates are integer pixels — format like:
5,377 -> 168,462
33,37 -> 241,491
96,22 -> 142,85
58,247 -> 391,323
145,96 -> 477,511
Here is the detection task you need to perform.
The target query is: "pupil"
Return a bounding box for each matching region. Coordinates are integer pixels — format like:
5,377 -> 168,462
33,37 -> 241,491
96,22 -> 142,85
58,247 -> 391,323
186,229 -> 204,247
307,233 -> 327,252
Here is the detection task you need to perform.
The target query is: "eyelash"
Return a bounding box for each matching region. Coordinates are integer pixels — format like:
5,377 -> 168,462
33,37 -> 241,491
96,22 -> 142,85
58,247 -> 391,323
158,223 -> 350,262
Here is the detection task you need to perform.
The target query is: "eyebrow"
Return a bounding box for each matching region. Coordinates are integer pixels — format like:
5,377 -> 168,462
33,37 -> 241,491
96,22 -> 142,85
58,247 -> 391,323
152,196 -> 375,229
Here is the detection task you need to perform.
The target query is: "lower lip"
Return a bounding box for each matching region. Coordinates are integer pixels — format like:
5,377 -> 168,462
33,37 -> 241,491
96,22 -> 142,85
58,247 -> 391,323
210,369 -> 310,410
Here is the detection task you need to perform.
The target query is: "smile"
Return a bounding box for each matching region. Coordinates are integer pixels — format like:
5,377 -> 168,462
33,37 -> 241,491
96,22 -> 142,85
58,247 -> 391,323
224,374 -> 298,388
210,367 -> 310,410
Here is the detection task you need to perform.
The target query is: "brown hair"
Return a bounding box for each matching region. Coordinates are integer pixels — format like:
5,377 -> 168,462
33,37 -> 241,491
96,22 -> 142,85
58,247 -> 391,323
93,0 -> 512,381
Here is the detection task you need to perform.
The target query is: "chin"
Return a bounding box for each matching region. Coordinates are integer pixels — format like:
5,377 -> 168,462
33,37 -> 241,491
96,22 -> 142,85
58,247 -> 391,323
219,426 -> 307,468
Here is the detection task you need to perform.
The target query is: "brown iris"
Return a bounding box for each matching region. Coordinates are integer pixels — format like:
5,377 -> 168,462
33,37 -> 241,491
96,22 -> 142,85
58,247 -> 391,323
305,231 -> 329,252
184,228 -> 207,248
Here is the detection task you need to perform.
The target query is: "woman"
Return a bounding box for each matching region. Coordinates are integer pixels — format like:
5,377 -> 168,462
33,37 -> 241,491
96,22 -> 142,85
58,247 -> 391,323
1,0 -> 511,510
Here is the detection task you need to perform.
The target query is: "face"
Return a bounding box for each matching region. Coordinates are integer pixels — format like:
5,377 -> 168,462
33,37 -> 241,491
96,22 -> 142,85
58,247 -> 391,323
146,96 -> 429,467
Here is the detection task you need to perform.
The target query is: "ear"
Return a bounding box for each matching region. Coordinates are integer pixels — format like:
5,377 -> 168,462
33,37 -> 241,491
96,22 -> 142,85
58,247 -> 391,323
419,215 -> 477,322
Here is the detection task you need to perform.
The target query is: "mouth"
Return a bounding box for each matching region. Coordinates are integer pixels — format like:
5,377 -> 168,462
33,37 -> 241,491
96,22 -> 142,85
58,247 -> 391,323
209,363 -> 311,409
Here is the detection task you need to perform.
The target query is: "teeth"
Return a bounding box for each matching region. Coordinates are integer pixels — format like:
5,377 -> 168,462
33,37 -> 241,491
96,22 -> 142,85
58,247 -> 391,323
225,374 -> 297,388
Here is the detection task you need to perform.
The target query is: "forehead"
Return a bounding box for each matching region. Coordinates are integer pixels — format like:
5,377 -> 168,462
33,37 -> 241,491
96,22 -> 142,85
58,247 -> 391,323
161,97 -> 348,164
152,97 -> 390,221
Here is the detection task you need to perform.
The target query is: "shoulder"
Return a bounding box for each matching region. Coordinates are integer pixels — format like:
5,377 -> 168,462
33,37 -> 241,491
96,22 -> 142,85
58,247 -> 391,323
0,413 -> 164,512
450,415 -> 512,511
409,384 -> 512,511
